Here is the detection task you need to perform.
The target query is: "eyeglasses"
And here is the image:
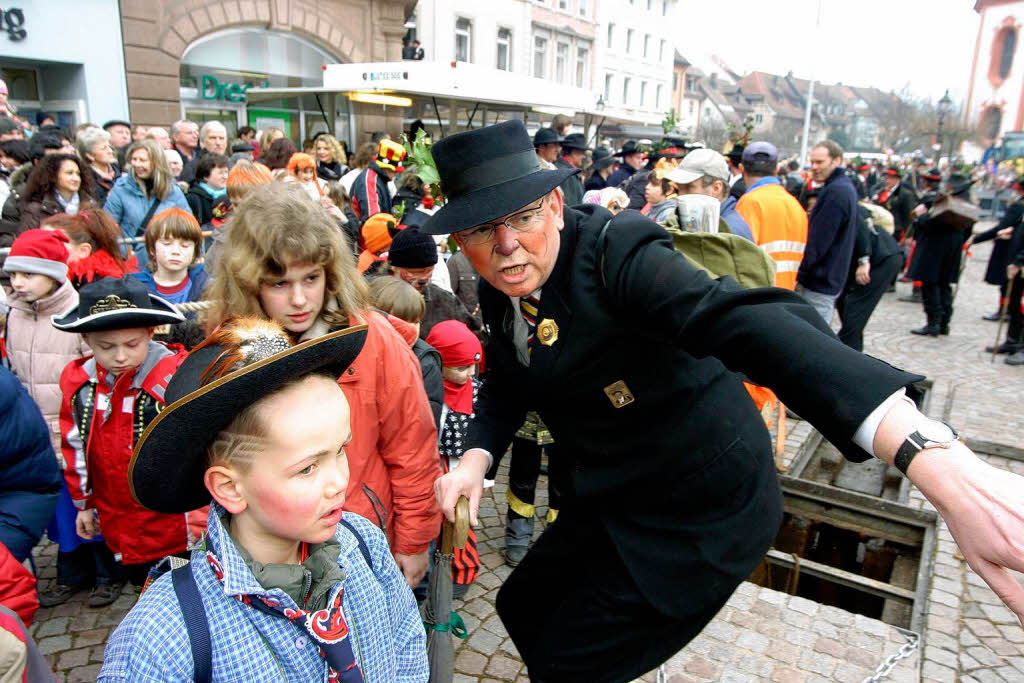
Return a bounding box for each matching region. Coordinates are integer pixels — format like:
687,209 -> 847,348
458,198 -> 547,246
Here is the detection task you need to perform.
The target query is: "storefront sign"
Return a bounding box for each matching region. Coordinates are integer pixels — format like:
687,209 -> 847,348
1,8 -> 26,41
200,75 -> 255,103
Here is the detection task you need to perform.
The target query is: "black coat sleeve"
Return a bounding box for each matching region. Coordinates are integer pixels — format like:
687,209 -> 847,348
975,202 -> 1024,244
601,215 -> 922,462
419,347 -> 445,429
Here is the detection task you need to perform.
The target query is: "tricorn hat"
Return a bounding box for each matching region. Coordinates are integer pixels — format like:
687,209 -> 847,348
130,319 -> 368,513
421,120 -> 578,235
52,276 -> 184,333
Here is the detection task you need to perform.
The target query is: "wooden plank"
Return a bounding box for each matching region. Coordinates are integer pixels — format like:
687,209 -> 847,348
783,496 -> 924,547
765,549 -> 916,604
780,476 -> 938,526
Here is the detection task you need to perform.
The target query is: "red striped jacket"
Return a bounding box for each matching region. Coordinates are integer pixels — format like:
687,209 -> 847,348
58,341 -> 207,564
350,161 -> 393,226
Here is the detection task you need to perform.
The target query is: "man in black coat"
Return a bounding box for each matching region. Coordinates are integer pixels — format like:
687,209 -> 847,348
875,166 -> 918,242
967,176 -> 1024,324
424,120 -> 1024,682
908,174 -> 974,336
554,133 -> 587,207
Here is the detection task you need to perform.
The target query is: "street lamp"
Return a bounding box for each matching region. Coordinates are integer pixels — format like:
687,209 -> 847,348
936,89 -> 954,166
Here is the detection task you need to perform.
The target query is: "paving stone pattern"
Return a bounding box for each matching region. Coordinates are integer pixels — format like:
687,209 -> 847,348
26,232 -> 1024,681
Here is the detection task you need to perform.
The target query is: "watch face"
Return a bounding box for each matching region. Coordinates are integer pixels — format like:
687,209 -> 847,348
918,420 -> 955,443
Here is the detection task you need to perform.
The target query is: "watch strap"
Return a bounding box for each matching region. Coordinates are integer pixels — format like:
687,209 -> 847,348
894,431 -> 924,475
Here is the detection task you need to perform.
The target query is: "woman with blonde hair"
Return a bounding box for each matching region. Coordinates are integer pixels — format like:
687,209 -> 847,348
256,126 -> 284,160
314,133 -> 348,182
205,182 -> 441,589
103,138 -> 189,266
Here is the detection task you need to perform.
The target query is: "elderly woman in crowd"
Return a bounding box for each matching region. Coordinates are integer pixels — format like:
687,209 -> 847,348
75,127 -> 121,204
19,154 -> 96,229
103,139 -> 189,266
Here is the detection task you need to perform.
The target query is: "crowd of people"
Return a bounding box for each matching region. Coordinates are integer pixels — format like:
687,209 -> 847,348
2,90 -> 1024,682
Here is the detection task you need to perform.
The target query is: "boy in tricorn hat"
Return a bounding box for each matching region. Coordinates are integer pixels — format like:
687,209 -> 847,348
99,318 -> 428,681
51,276 -> 202,591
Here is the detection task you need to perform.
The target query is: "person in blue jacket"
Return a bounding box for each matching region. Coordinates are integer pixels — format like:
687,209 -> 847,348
0,366 -> 61,563
103,139 -> 189,268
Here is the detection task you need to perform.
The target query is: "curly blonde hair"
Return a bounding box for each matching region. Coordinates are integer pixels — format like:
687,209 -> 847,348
205,183 -> 369,332
314,134 -> 347,166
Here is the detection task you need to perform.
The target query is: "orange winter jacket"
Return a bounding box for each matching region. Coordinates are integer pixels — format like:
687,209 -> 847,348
320,310 -> 442,556
736,181 -> 808,290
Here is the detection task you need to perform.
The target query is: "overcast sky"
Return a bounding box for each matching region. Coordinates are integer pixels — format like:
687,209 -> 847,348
681,0 -> 980,106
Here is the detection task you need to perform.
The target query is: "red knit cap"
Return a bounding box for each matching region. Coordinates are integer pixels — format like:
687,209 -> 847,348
2,229 -> 70,284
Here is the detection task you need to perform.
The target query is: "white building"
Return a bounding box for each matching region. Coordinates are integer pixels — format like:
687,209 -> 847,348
964,0 -> 1024,145
593,0 -> 678,136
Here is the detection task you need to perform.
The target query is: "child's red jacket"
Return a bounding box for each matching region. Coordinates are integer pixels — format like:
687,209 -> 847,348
58,341 -> 206,564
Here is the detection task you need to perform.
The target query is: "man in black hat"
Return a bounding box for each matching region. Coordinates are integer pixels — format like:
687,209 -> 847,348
387,227 -> 482,341
606,140 -> 643,188
874,165 -> 918,243
532,128 -> 562,169
555,133 -> 587,207
907,174 -> 974,336
726,144 -> 746,199
421,119 -> 1024,681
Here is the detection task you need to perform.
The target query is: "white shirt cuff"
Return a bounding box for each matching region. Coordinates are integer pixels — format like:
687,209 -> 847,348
851,388 -> 912,457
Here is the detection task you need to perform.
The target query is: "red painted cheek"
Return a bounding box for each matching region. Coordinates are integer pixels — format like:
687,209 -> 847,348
252,485 -> 320,529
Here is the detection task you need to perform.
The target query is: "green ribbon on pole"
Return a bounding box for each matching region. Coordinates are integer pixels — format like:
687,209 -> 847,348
423,611 -> 468,639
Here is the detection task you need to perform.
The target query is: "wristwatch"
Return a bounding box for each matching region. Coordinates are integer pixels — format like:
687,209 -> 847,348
893,419 -> 959,475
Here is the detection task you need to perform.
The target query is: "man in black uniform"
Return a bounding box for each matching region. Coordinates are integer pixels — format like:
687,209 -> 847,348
966,176 -> 1024,325
908,174 -> 973,336
554,133 -> 587,207
424,120 -> 1024,682
875,165 -> 918,243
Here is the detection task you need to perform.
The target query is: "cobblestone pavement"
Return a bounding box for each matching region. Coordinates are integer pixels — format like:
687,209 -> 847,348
25,232 -> 1024,681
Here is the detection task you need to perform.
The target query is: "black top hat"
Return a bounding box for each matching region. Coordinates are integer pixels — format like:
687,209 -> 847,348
130,320 -> 369,513
533,127 -> 563,147
590,147 -> 617,171
421,120 -> 578,235
614,140 -> 642,157
727,144 -> 745,162
561,133 -> 589,151
52,276 -> 184,333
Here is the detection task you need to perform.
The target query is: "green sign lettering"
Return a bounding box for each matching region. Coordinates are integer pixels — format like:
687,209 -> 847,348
199,75 -> 255,103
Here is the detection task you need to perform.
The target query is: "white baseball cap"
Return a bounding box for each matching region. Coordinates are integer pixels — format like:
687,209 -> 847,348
666,148 -> 730,186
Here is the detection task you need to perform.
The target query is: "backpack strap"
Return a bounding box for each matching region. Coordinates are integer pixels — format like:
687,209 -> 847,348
171,564 -> 213,683
340,517 -> 373,570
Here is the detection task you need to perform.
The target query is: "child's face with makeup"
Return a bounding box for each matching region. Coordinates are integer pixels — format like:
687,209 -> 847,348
231,376 -> 352,550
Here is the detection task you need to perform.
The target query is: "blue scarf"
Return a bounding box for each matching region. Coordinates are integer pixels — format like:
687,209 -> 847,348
199,182 -> 227,200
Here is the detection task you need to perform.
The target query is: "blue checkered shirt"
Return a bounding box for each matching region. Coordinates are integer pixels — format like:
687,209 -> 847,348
99,506 -> 428,682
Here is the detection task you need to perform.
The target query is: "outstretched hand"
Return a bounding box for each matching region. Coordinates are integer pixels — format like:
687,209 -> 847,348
913,448 -> 1024,625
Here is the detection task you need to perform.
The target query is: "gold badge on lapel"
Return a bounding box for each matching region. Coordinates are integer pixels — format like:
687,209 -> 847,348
604,380 -> 635,408
537,318 -> 559,346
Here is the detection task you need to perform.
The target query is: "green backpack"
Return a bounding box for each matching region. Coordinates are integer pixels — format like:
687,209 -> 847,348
660,213 -> 777,289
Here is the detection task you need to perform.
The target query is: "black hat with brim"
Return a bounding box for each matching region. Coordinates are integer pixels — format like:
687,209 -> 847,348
615,140 -> 641,157
533,127 -> 563,147
561,133 -> 589,151
52,276 -> 185,333
102,120 -> 131,131
589,147 -> 617,171
130,324 -> 369,513
422,120 -> 578,235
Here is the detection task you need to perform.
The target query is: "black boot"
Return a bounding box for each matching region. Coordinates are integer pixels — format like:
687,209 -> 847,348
910,317 -> 941,336
986,336 -> 1023,354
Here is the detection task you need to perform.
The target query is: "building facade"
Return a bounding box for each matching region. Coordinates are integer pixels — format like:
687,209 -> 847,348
0,0 -> 129,127
965,0 -> 1024,145
594,0 -> 677,134
119,0 -> 414,143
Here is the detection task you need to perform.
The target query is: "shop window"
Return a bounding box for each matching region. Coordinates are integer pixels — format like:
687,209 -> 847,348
0,67 -> 38,100
576,47 -> 589,88
556,43 -> 568,83
533,36 -> 548,79
988,20 -> 1019,88
497,28 -> 512,71
455,18 -> 472,63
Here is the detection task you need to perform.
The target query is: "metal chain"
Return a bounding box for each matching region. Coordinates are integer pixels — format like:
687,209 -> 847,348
861,628 -> 920,683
